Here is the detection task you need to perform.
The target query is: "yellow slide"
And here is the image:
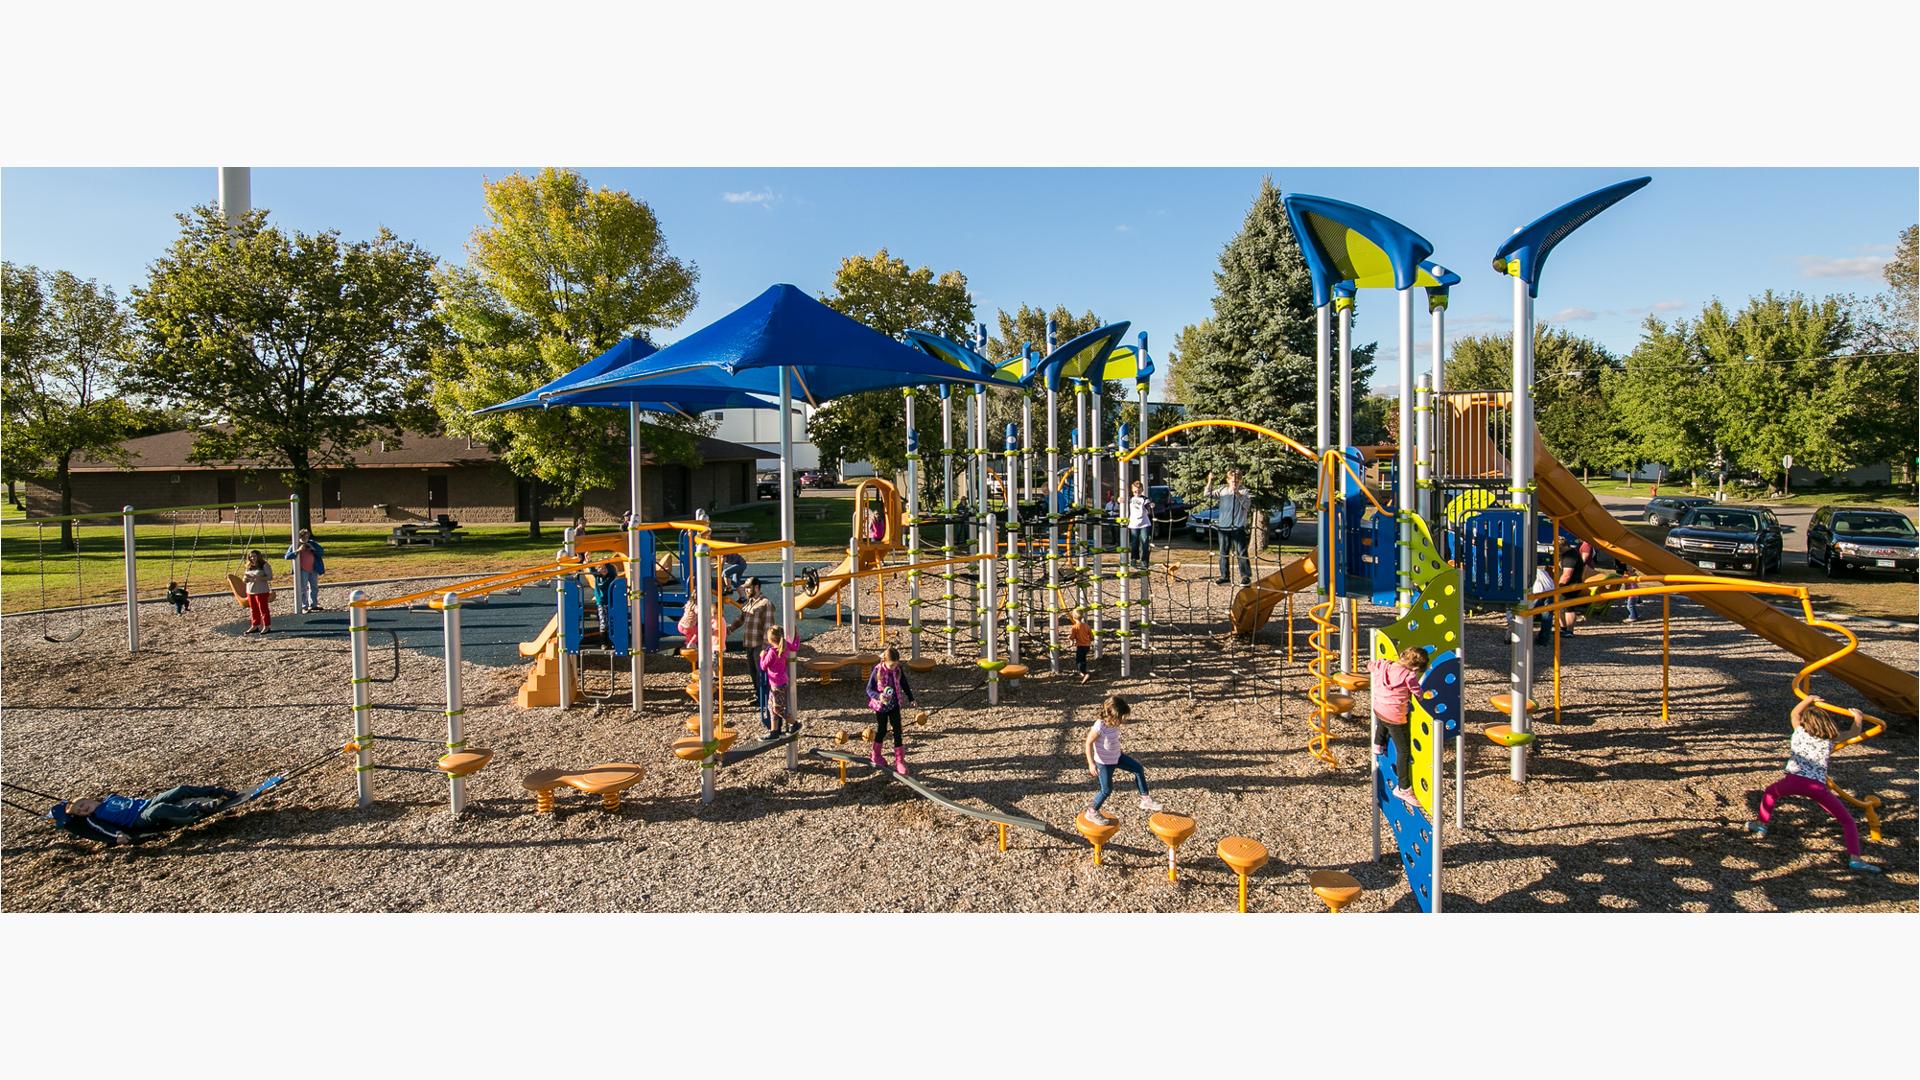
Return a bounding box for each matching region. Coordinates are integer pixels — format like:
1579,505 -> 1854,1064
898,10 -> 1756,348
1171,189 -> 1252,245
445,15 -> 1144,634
1230,554 -> 1318,636
1532,437 -> 1916,717
794,545 -> 891,614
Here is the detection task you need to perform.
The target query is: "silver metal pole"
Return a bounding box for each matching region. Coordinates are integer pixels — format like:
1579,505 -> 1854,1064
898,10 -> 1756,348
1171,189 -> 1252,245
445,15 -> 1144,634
1509,271 -> 1536,783
1397,287 -> 1415,615
348,590 -> 373,807
122,505 -> 138,653
779,369 -> 800,771
557,526 -> 574,710
1416,375 -> 1433,531
1432,703 -> 1444,914
1315,305 -> 1331,606
984,510 -> 1000,707
1091,386 -> 1105,658
941,389 -> 955,658
1045,385 -> 1062,674
694,539 -> 716,804
1003,424 -> 1020,666
1021,389 -> 1036,635
629,404 -> 644,714
1336,300 -> 1354,674
1135,375 -> 1151,653
906,389 -> 922,664
970,388 -> 985,656
1368,627 -> 1381,864
441,591 -> 467,817
288,493 -> 304,615
1117,426 -> 1131,678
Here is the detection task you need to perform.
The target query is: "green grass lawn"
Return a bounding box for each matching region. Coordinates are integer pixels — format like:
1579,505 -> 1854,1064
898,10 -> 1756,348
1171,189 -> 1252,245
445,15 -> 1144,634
1582,477 -> 1917,509
0,506 -> 864,615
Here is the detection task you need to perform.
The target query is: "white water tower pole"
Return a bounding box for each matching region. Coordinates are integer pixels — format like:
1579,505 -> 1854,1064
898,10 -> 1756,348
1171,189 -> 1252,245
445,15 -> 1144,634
218,167 -> 251,225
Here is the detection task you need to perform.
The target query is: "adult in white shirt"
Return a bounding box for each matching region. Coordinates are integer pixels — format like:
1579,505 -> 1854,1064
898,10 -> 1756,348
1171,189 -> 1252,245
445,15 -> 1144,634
1125,480 -> 1152,564
1207,469 -> 1254,586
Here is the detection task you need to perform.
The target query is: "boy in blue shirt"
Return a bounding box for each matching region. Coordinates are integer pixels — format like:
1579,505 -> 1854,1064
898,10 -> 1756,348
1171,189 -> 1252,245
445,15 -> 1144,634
50,785 -> 240,845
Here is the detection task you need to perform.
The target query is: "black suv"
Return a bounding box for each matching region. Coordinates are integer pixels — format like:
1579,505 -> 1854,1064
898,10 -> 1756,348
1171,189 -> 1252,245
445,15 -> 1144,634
1806,506 -> 1918,576
1643,495 -> 1714,526
1660,505 -> 1786,577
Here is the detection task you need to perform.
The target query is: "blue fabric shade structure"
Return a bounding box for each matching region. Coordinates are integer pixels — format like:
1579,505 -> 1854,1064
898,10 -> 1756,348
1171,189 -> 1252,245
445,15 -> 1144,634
902,329 -> 1000,381
1492,177 -> 1651,297
1035,322 -> 1132,390
1283,193 -> 1439,307
475,336 -> 778,415
548,284 -> 996,407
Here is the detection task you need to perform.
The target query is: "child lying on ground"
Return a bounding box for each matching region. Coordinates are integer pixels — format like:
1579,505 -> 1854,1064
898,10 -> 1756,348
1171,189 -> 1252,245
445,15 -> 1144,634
50,785 -> 242,845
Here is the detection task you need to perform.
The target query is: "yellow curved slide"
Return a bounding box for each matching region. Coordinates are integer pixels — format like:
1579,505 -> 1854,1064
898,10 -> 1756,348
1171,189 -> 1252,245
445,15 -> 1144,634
1532,437 -> 1916,717
794,545 -> 891,614
1230,554 -> 1318,635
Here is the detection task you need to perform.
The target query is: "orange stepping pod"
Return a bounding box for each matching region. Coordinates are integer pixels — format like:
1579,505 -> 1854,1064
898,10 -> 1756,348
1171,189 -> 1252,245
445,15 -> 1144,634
1075,810 -> 1121,865
671,729 -> 738,762
1484,724 -> 1536,748
1488,692 -> 1537,714
521,762 -> 646,813
1148,812 -> 1196,882
1216,836 -> 1269,913
1308,869 -> 1364,913
435,749 -> 494,778
1332,671 -> 1369,692
904,657 -> 938,674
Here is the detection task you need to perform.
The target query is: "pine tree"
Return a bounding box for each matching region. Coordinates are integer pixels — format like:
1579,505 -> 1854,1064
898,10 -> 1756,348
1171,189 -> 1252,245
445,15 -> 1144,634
1167,176 -> 1375,505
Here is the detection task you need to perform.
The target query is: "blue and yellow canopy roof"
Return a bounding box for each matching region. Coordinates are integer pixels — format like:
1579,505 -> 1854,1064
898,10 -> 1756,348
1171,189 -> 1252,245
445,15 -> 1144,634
1283,193 -> 1438,308
1492,177 -> 1650,298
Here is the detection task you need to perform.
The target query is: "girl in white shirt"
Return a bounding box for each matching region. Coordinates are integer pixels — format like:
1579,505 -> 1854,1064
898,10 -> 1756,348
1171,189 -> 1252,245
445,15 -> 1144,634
1082,696 -> 1163,825
1746,694 -> 1880,873
1125,480 -> 1152,564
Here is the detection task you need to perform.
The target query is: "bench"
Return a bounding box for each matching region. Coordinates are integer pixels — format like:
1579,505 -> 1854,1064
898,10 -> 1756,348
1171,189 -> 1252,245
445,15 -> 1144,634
706,521 -> 754,543
387,523 -> 465,547
797,504 -> 832,522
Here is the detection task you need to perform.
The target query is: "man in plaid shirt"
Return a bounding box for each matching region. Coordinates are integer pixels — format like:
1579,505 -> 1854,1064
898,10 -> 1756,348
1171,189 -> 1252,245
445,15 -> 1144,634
735,578 -> 777,730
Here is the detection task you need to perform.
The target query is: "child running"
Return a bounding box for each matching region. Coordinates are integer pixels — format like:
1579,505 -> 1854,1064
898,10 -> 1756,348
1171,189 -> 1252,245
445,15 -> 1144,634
1368,646 -> 1431,811
1746,694 -> 1883,873
1083,696 -> 1162,825
758,625 -> 800,738
865,646 -> 917,775
1064,607 -> 1095,683
240,550 -> 274,634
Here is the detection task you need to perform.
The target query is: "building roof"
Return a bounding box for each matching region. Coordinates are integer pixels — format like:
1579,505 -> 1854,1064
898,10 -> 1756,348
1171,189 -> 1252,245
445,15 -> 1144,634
73,428 -> 765,472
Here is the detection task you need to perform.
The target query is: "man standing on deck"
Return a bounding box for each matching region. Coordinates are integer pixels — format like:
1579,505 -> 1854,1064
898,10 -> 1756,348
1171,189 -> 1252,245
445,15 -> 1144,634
1207,469 -> 1254,586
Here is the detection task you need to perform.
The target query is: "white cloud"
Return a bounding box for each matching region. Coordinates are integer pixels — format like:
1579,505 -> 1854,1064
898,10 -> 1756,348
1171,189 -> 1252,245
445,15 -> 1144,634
1797,251 -> 1890,278
1114,223 -> 1133,233
1650,299 -> 1687,312
1546,307 -> 1598,322
721,188 -> 781,208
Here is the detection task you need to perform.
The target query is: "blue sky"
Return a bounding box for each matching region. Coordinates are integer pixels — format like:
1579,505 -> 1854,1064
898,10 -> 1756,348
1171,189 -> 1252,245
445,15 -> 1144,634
3,167 -> 1912,397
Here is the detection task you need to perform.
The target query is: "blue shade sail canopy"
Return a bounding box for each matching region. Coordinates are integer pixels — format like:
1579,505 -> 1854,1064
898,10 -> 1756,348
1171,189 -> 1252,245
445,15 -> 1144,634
1284,194 -> 1437,306
477,336 -> 778,415
902,330 -> 1003,382
549,284 -> 996,407
1492,177 -> 1651,297
1037,322 -> 1132,390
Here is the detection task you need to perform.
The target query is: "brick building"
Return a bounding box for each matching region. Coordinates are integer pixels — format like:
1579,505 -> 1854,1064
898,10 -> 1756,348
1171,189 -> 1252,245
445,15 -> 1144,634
22,429 -> 762,523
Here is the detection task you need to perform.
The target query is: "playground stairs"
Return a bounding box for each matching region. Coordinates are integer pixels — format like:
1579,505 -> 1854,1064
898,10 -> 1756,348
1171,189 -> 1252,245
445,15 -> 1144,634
516,638 -> 583,708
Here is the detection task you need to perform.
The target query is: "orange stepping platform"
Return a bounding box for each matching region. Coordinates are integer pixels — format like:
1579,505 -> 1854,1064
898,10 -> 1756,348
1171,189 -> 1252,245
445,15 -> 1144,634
1075,810 -> 1120,865
1308,869 -> 1364,913
1149,812 -> 1195,882
1217,836 -> 1269,913
522,762 -> 646,813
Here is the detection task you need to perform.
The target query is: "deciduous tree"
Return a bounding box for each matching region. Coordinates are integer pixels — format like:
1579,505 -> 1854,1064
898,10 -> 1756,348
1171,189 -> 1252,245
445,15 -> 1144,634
3,263 -> 146,546
430,169 -> 702,535
129,207 -> 442,531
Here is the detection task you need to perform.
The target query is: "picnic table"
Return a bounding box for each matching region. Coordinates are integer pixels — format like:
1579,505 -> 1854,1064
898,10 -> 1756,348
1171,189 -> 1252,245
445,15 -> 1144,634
706,520 -> 754,543
796,504 -> 831,522
388,521 -> 465,546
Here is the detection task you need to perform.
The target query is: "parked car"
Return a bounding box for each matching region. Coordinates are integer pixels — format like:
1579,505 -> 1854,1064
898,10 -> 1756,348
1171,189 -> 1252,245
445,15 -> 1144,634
756,471 -> 779,499
1642,495 -> 1714,526
1660,505 -> 1787,577
1147,484 -> 1189,530
1805,506 -> 1919,577
1190,498 -> 1297,544
796,469 -> 826,489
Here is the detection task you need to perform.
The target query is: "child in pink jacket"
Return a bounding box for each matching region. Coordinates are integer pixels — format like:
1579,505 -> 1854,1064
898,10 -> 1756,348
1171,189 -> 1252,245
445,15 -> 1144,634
758,625 -> 801,736
1368,646 -> 1431,811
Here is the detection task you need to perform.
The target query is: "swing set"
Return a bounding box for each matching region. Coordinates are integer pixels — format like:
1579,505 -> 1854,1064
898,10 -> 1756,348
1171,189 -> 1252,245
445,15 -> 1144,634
3,497 -> 293,650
